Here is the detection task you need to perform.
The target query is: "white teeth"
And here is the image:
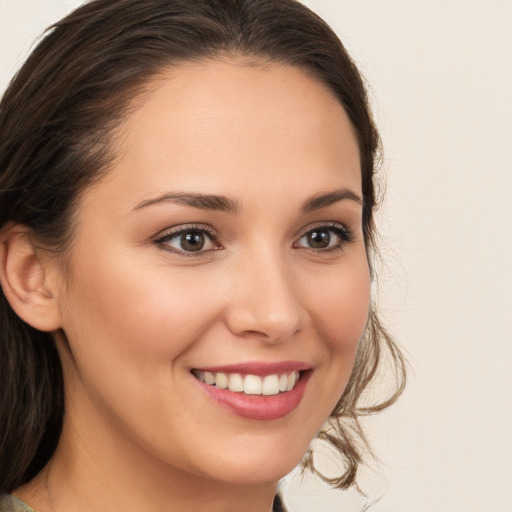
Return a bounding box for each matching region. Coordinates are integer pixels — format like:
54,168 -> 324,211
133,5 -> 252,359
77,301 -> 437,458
228,373 -> 244,392
215,372 -> 228,389
194,369 -> 302,395
286,371 -> 299,391
204,371 -> 215,385
262,375 -> 280,396
279,373 -> 288,392
244,375 -> 262,395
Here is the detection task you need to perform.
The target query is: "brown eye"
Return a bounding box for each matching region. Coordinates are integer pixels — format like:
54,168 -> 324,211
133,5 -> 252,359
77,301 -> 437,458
180,231 -> 205,251
156,226 -> 219,255
307,229 -> 331,249
294,224 -> 353,252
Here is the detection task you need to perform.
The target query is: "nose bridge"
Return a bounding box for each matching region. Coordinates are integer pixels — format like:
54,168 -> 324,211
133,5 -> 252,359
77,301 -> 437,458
226,245 -> 303,341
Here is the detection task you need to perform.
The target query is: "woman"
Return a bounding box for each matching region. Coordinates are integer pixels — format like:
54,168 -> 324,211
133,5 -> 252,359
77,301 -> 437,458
0,1 -> 405,511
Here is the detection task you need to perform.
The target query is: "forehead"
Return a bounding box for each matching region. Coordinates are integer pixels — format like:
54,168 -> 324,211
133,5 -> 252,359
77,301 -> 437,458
92,59 -> 361,210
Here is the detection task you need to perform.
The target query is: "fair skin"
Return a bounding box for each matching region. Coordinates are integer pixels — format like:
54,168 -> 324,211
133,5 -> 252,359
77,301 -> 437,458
12,60 -> 369,512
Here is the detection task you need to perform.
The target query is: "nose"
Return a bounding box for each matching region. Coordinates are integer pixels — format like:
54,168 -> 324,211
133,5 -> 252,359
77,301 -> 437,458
224,250 -> 305,343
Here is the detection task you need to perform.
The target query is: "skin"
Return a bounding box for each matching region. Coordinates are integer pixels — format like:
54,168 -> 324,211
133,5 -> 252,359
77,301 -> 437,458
16,60 -> 370,512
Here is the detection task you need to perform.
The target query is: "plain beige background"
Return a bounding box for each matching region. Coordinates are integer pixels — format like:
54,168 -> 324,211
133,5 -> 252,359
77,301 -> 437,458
1,1 -> 511,511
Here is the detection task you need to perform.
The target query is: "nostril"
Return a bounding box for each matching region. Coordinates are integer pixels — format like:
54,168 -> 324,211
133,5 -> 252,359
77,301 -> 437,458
224,303 -> 301,340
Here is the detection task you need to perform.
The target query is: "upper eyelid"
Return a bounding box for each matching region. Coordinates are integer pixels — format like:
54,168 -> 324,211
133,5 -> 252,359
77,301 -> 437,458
154,223 -> 219,241
295,221 -> 351,238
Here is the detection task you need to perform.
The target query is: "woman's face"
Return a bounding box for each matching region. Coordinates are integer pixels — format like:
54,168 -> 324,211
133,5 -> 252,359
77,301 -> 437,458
53,60 -> 370,485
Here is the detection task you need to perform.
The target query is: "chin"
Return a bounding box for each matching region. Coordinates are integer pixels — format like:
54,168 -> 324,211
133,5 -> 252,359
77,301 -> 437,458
208,459 -> 299,487
192,436 -> 309,486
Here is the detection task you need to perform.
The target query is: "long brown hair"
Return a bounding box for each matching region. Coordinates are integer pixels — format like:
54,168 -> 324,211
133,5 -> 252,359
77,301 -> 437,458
0,0 -> 405,493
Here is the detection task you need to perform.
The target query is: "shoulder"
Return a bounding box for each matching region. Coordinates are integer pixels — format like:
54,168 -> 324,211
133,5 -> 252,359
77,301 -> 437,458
0,494 -> 36,512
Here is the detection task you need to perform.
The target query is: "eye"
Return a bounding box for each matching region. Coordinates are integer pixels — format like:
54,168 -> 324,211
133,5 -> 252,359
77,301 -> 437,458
294,223 -> 353,251
154,225 -> 221,255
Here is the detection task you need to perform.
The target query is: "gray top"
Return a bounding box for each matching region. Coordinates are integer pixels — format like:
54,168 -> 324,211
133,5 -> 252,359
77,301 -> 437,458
0,491 -> 287,511
0,494 -> 36,512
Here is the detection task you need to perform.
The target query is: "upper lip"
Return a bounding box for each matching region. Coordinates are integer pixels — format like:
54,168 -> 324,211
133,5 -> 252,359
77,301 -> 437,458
192,360 -> 312,376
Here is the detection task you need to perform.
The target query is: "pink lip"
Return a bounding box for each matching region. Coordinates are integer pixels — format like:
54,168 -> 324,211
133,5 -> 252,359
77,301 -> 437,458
192,364 -> 312,421
193,360 -> 311,377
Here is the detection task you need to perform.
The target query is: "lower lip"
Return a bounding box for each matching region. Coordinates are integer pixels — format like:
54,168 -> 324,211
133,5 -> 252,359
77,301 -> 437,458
195,371 -> 311,421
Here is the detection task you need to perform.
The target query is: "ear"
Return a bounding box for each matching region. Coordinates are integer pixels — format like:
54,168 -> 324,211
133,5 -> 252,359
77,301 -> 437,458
0,224 -> 62,332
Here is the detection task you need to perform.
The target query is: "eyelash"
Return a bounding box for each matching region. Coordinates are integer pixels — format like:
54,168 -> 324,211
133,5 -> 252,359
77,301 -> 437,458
293,222 -> 354,253
154,224 -> 221,257
153,222 -> 354,257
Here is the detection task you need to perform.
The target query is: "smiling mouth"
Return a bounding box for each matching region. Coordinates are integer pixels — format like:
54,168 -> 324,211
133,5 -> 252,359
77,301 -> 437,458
191,369 -> 302,396
191,363 -> 312,420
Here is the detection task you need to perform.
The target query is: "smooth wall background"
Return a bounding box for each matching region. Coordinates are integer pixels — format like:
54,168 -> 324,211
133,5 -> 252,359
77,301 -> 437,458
1,1 -> 511,511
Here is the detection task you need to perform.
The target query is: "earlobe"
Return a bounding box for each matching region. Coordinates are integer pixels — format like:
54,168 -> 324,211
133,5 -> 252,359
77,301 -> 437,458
0,224 -> 62,332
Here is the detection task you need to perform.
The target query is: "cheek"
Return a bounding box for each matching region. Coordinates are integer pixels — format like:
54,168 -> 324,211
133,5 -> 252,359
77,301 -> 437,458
57,246 -> 233,433
62,252 -> 221,361
57,249 -> 228,456
309,258 -> 371,352
304,254 -> 371,403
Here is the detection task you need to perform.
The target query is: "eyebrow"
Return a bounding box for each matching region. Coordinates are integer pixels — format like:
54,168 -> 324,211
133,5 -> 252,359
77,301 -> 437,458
133,192 -> 241,214
132,187 -> 362,215
301,188 -> 363,212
